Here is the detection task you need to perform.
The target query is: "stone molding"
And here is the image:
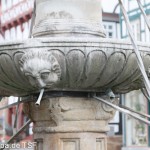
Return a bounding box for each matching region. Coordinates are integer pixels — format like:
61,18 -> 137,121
33,0 -> 105,37
23,97 -> 118,133
32,19 -> 106,37
34,132 -> 107,150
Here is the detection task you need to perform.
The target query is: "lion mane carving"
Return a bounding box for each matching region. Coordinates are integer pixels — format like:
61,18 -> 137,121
19,50 -> 61,88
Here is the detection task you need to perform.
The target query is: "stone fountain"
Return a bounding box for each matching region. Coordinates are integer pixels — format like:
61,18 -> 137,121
0,0 -> 150,150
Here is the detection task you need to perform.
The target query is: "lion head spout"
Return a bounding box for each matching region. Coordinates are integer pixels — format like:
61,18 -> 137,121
19,50 -> 61,88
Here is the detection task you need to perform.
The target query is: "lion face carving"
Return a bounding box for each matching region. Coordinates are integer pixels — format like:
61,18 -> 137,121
19,51 -> 61,88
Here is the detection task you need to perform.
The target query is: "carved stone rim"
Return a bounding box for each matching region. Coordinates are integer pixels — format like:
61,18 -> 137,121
0,37 -> 149,96
0,37 -> 150,49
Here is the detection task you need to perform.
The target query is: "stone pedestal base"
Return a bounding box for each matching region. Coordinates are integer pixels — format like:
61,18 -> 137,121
23,97 -> 118,150
34,132 -> 107,150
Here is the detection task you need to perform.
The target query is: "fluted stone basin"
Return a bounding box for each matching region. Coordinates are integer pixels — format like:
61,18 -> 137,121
0,37 -> 150,96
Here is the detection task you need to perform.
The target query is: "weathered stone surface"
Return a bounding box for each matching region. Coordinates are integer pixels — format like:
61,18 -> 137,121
0,38 -> 149,96
1,0 -> 148,149
32,0 -> 105,37
34,132 -> 107,150
23,97 -> 118,133
19,50 -> 61,88
23,97 -> 117,150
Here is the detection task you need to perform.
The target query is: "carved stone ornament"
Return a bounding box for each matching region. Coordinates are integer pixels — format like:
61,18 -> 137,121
102,98 -> 119,113
49,98 -> 64,126
0,38 -> 149,96
19,50 -> 61,88
23,96 -> 118,133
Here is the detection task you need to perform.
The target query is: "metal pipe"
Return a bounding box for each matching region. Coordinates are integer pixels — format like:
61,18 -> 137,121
136,0 -> 150,31
141,88 -> 150,101
119,104 -> 150,118
13,98 -> 20,130
35,89 -> 44,106
0,120 -> 32,150
0,91 -> 67,111
119,0 -> 150,98
0,97 -> 32,111
93,96 -> 150,125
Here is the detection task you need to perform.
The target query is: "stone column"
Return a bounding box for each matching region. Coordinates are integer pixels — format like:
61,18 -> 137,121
32,0 -> 105,37
23,96 -> 118,150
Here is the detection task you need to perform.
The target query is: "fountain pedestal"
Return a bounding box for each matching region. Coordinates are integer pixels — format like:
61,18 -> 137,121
0,0 -> 150,149
23,96 -> 118,150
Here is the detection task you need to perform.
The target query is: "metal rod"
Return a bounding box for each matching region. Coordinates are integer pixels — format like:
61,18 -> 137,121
119,104 -> 150,118
136,0 -> 150,31
35,89 -> 44,106
0,97 -> 32,111
0,91 -> 70,111
13,98 -> 21,129
93,96 -> 150,125
119,0 -> 150,98
141,88 -> 150,101
0,120 -> 32,150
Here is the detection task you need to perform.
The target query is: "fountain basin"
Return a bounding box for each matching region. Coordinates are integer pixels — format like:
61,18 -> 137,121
0,37 -> 150,96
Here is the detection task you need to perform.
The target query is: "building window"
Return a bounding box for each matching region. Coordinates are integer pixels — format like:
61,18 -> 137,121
108,98 -> 122,135
131,20 -> 141,41
103,22 -> 116,38
109,25 -> 112,29
124,91 -> 148,146
109,32 -> 113,38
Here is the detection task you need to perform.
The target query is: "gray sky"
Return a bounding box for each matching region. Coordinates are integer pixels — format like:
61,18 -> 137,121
102,0 -> 119,13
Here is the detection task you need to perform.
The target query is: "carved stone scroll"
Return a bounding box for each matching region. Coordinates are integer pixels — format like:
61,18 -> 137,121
23,96 -> 118,132
23,96 -> 115,150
